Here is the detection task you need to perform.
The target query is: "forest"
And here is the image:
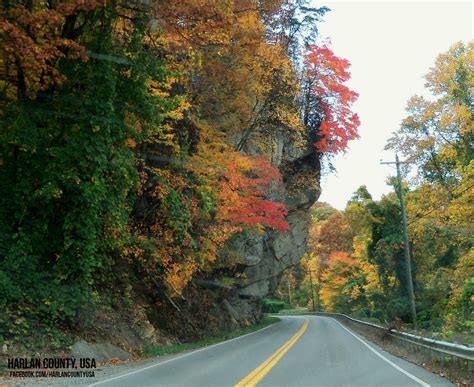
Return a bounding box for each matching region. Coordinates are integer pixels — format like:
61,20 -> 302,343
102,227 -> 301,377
275,41 -> 473,343
0,0 -> 360,348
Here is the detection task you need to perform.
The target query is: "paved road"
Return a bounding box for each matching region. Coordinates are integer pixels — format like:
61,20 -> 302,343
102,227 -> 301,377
89,316 -> 454,387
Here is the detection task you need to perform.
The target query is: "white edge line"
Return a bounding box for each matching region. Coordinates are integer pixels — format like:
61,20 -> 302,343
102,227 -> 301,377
331,318 -> 431,387
88,320 -> 279,386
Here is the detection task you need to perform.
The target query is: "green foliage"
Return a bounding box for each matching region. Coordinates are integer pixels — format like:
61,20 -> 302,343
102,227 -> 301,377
198,186 -> 215,219
443,277 -> 474,335
293,285 -> 311,308
310,203 -> 338,222
262,299 -> 290,313
0,4 -> 174,336
164,188 -> 193,242
2,0 -> 330,346
304,170 -> 471,339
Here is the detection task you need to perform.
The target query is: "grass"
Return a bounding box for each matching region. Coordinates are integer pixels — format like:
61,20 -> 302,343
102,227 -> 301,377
142,316 -> 280,357
276,308 -> 311,315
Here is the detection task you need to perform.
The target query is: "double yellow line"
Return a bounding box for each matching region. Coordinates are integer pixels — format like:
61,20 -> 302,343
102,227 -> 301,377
235,319 -> 309,387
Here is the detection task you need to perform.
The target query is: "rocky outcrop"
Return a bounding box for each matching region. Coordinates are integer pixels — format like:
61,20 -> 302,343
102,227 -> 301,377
236,160 -> 319,283
211,133 -> 321,326
148,132 -> 321,341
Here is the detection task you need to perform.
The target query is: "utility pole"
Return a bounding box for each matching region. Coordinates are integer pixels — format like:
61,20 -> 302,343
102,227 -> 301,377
307,268 -> 316,312
381,154 -> 417,330
287,280 -> 292,307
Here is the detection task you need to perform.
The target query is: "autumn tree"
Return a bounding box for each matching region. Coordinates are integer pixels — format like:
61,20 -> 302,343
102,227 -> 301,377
320,251 -> 365,313
301,44 -> 471,334
0,0 -> 179,332
261,0 -> 329,59
303,43 -> 360,155
0,0 -> 366,344
387,41 -> 473,186
312,210 -> 353,271
386,41 -> 473,336
118,1 -> 299,298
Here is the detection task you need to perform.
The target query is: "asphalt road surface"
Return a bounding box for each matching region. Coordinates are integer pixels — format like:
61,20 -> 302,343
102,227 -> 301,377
89,315 -> 454,387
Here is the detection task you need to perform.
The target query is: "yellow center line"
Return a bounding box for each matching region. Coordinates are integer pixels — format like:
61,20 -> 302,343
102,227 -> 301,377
235,318 -> 309,387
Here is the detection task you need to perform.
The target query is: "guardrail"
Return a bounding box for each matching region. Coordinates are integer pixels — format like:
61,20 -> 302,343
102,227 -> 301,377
278,311 -> 473,380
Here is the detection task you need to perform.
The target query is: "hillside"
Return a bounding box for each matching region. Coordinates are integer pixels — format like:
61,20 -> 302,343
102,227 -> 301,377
0,0 -> 360,353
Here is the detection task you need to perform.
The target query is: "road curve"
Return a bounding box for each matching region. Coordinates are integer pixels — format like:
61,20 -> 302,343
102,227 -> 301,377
89,316 -> 454,387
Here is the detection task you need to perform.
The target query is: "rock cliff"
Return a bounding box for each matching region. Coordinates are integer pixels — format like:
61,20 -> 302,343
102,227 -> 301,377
68,133 -> 321,349
167,132 -> 322,338
222,133 -> 321,326
144,130 -> 321,342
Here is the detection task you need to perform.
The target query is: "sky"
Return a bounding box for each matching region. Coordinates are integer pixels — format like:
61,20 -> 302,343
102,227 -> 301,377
313,0 -> 473,209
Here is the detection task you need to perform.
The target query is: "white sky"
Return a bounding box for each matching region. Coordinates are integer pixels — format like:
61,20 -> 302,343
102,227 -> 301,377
314,1 -> 473,209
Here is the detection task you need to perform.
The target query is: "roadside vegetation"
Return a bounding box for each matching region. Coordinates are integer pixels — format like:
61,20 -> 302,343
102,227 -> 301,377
273,42 -> 473,344
142,316 -> 280,357
0,0 -> 361,349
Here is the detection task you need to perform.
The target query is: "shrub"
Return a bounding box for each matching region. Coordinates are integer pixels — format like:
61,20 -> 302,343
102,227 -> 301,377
262,299 -> 289,313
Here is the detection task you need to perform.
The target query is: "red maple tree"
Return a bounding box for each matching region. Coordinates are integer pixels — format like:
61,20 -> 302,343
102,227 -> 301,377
218,155 -> 289,232
304,44 -> 360,154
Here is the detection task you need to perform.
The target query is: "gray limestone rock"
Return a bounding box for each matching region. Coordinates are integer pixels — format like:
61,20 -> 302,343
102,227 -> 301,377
186,127 -> 321,330
225,141 -> 321,307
